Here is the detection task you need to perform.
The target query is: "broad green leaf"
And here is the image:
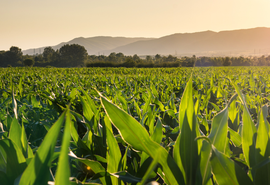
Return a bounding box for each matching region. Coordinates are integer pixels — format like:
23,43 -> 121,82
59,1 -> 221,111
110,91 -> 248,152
69,114 -> 91,152
173,78 -> 190,184
151,118 -> 162,144
228,100 -> 239,131
78,94 -> 95,132
21,122 -> 33,158
9,118 -> 23,152
148,107 -> 157,136
0,139 -> 27,183
19,112 -> 66,185
232,81 -> 256,168
211,145 -> 253,185
100,95 -> 184,185
254,105 -> 270,184
80,88 -> 99,128
178,76 -> 193,130
55,109 -> 71,185
105,123 -> 122,185
242,108 -> 257,168
208,107 -> 228,152
179,112 -> 198,185
174,76 -> 199,184
20,123 -> 27,157
199,93 -> 236,185
228,128 -> 241,147
81,89 -> 97,115
199,141 -> 212,185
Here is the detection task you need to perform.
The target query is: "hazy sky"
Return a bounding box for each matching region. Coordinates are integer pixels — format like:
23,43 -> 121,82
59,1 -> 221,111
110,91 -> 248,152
1,0 -> 270,50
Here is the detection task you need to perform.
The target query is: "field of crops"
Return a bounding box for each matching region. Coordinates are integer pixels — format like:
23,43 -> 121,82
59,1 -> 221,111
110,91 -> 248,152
0,67 -> 270,185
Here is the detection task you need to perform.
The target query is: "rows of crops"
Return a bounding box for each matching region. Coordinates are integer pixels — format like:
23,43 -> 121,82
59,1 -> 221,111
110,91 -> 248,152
0,67 -> 270,185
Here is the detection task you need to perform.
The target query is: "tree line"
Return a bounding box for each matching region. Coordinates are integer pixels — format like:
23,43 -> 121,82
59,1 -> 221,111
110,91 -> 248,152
0,44 -> 87,67
0,44 -> 270,67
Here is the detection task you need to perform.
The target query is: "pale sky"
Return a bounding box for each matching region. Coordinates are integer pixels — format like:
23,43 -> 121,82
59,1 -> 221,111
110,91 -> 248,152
1,0 -> 270,50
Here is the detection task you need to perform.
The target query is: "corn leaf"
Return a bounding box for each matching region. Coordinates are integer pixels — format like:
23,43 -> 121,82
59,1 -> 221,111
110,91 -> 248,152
19,112 -> 66,185
9,118 -> 23,153
100,95 -> 185,185
105,124 -> 122,185
55,109 -> 71,185
174,76 -> 199,184
254,105 -> 270,184
211,145 -> 253,185
232,81 -> 256,168
0,139 -> 27,183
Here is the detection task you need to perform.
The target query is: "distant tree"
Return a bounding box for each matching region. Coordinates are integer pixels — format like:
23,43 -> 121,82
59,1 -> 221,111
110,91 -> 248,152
161,56 -> 167,63
181,56 -> 195,67
192,55 -> 197,66
0,51 -> 5,66
23,58 -> 35,67
34,54 -> 43,62
258,55 -> 267,66
5,46 -> 23,66
59,44 -> 88,67
266,56 -> 270,66
155,54 -> 161,61
108,52 -> 117,63
132,54 -> 140,62
223,57 -> 232,66
122,57 -> 136,67
97,55 -> 106,61
166,55 -> 177,62
146,55 -> 152,62
116,52 -> 125,63
9,46 -> 23,56
88,55 -> 97,61
43,47 -> 55,62
51,49 -> 60,64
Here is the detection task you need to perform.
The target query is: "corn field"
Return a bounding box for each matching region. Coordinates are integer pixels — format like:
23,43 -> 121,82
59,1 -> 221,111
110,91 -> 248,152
0,67 -> 270,185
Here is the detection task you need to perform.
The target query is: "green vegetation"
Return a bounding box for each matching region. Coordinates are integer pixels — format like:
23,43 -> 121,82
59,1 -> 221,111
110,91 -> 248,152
222,57 -> 232,66
1,45 -> 270,67
23,58 -> 35,67
0,67 -> 270,184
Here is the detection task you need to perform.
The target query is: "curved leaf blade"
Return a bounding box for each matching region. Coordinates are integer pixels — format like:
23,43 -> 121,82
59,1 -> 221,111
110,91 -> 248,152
55,109 -> 71,185
19,112 -> 66,185
211,145 -> 253,185
100,95 -> 184,185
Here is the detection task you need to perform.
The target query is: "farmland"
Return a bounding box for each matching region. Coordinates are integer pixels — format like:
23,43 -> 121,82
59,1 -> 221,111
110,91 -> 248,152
0,66 -> 270,185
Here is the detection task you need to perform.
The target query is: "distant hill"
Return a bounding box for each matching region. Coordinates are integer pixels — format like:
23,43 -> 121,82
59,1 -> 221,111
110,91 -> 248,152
23,37 -> 153,55
104,27 -> 270,56
23,27 -> 270,56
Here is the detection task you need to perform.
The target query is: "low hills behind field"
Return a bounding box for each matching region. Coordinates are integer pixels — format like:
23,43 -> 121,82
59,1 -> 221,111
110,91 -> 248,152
23,27 -> 270,57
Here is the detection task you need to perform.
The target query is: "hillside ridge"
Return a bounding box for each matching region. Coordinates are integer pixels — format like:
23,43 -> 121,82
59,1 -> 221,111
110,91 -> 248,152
23,27 -> 270,56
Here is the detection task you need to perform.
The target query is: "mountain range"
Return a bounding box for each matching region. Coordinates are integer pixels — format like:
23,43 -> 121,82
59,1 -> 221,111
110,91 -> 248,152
23,27 -> 270,57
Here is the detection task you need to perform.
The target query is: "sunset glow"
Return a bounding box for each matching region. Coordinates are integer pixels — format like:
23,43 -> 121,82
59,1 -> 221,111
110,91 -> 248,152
1,0 -> 269,50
